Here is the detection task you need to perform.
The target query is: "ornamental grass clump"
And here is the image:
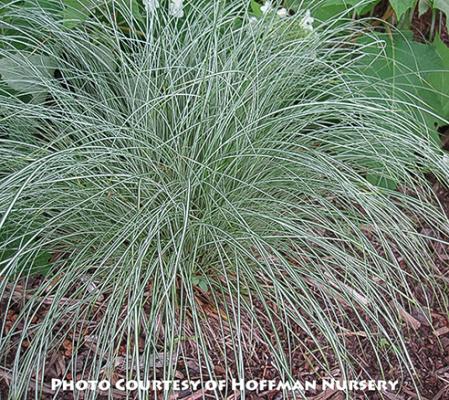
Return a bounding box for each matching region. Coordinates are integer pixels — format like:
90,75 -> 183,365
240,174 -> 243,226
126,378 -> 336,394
0,1 -> 448,398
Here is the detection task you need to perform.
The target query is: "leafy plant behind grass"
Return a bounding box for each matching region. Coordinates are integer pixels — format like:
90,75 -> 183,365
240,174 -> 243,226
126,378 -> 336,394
1,1 -> 449,398
276,0 -> 449,138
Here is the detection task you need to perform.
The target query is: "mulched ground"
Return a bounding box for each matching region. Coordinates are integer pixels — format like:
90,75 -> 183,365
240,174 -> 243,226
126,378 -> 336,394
1,237 -> 449,400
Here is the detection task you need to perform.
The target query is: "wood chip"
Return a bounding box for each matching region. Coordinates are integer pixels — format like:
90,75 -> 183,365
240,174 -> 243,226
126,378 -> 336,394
433,326 -> 449,337
337,330 -> 368,337
395,303 -> 421,330
432,386 -> 449,400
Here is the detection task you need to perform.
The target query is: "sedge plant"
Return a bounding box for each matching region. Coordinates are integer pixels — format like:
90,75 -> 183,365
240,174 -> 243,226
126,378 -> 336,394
0,1 -> 448,399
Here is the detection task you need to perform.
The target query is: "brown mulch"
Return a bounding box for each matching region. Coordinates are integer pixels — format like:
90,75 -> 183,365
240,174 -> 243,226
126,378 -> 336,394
1,264 -> 449,400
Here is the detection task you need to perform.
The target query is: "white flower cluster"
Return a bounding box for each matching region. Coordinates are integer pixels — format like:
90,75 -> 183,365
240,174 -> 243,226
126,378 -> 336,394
143,0 -> 159,13
260,1 -> 287,18
169,0 -> 184,18
277,8 -> 288,18
260,0 -> 272,14
143,1 -> 314,28
300,9 -> 314,33
143,0 -> 184,18
258,1 -> 314,32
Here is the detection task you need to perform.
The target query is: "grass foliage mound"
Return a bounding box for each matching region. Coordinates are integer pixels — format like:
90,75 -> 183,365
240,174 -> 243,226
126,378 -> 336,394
1,1 -> 449,397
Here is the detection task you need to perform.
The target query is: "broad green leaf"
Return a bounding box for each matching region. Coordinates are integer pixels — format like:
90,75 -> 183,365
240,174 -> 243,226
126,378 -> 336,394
284,0 -> 303,10
355,31 -> 444,188
114,0 -> 144,25
285,0 -> 380,23
32,250 -> 53,275
390,0 -> 416,20
198,279 -> 208,292
128,0 -> 144,23
356,0 -> 382,14
315,4 -> 348,20
357,32 -> 444,130
418,0 -> 431,15
321,0 -> 380,13
250,0 -> 263,17
363,155 -> 401,191
191,276 -> 209,292
23,0 -> 63,16
287,0 -> 350,22
0,229 -> 53,276
286,0 -> 380,16
431,34 -> 449,118
367,173 -> 398,190
0,81 -> 16,97
63,0 -> 90,28
0,53 -> 56,101
434,0 -> 449,29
